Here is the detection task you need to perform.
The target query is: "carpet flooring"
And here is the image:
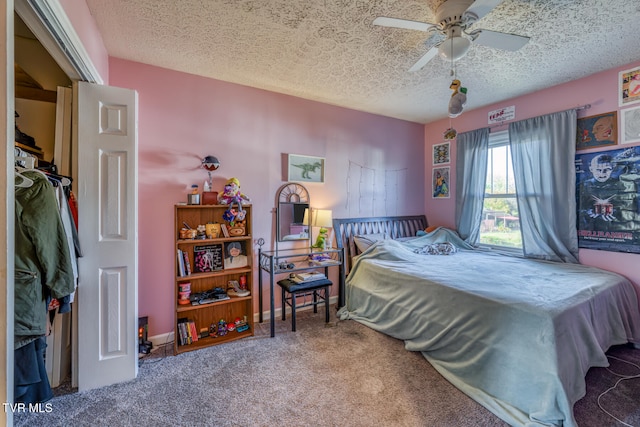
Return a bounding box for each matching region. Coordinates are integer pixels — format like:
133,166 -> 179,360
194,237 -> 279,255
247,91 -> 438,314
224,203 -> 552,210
13,307 -> 640,427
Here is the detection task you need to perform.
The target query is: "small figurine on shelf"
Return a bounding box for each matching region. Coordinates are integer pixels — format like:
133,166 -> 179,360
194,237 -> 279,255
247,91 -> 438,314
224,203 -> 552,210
235,316 -> 249,333
209,323 -> 218,338
312,227 -> 329,250
195,224 -> 207,239
217,319 -> 228,337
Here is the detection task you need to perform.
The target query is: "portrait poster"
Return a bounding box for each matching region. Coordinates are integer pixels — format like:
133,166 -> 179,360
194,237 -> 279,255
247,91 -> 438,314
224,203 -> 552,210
432,166 -> 450,199
619,66 -> 640,107
576,111 -> 617,150
433,142 -> 450,165
575,146 -> 640,253
224,241 -> 248,269
620,105 -> 640,145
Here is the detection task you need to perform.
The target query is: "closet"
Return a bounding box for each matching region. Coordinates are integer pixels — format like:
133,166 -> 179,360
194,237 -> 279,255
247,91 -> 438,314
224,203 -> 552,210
14,0 -> 140,394
14,11 -> 75,396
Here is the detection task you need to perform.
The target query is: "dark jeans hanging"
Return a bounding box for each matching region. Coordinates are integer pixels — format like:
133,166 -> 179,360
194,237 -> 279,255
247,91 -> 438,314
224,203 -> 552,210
14,336 -> 53,404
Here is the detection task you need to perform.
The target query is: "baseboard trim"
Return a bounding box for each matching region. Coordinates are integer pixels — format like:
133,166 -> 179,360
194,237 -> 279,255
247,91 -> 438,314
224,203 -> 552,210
253,295 -> 339,322
148,332 -> 174,350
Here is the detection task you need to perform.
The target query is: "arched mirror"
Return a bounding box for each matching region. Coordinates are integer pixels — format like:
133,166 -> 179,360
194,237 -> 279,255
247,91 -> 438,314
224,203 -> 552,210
276,183 -> 310,243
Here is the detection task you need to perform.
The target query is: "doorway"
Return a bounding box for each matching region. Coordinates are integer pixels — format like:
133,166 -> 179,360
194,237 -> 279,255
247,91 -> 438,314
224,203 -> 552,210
14,9 -> 75,396
8,1 -> 139,417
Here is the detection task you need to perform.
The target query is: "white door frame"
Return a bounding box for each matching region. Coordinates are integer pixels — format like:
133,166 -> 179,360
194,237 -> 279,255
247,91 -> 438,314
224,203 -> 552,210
14,0 -> 103,85
2,2 -> 16,426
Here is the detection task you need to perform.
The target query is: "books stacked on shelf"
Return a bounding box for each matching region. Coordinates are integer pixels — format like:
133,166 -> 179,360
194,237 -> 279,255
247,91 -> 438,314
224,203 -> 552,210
177,318 -> 199,346
177,249 -> 192,276
290,271 -> 326,283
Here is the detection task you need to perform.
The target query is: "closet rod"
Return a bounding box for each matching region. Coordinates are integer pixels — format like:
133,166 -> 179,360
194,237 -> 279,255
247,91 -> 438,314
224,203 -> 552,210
488,103 -> 591,130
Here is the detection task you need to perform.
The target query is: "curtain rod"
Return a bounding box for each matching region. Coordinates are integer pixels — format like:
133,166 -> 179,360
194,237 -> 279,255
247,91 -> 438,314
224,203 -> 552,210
488,103 -> 591,130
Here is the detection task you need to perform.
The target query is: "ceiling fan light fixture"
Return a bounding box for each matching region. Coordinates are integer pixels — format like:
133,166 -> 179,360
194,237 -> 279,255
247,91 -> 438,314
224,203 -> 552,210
438,35 -> 471,61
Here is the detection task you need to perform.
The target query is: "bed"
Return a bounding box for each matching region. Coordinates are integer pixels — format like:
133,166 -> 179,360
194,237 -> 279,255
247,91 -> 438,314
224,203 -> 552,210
333,216 -> 640,427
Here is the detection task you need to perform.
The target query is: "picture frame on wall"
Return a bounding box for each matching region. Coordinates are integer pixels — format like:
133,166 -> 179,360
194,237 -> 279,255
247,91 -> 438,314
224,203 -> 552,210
287,154 -> 325,183
433,142 -> 450,165
618,66 -> 640,107
620,105 -> 640,145
432,166 -> 450,199
575,146 -> 640,253
576,111 -> 617,150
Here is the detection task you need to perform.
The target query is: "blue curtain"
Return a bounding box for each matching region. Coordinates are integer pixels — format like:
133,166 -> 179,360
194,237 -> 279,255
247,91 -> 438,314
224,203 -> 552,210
509,109 -> 578,262
455,128 -> 489,244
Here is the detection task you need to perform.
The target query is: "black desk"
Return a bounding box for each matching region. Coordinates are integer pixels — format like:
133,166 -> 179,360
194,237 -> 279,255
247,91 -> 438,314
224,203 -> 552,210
257,247 -> 345,337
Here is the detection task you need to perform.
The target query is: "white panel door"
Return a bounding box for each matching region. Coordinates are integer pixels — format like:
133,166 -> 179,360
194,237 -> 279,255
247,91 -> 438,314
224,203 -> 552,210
76,81 -> 138,391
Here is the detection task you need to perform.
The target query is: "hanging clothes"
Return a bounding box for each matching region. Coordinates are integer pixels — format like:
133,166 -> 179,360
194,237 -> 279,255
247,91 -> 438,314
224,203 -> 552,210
14,169 -> 75,404
53,182 -> 80,308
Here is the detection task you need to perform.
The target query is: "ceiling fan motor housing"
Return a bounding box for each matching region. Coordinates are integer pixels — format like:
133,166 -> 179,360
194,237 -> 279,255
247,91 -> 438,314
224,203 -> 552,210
435,0 -> 476,28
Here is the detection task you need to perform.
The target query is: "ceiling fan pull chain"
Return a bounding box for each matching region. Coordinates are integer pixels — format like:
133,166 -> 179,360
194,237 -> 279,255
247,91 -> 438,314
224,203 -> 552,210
450,36 -> 456,78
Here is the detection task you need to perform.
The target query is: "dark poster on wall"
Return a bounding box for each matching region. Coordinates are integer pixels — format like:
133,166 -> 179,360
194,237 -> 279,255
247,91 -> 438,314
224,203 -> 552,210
575,146 -> 640,253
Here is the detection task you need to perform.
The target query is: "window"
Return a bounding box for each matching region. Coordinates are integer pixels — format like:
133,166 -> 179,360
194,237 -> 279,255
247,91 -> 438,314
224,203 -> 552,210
479,131 -> 522,249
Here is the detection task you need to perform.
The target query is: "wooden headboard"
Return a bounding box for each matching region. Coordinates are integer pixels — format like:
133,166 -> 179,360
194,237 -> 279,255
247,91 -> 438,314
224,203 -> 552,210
333,215 -> 428,273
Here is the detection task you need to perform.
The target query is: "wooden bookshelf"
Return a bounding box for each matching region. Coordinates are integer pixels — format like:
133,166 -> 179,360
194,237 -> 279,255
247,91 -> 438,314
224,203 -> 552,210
174,204 -> 254,354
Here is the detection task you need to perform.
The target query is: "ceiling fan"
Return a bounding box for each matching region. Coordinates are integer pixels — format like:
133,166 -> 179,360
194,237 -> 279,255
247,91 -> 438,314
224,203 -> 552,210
374,0 -> 529,72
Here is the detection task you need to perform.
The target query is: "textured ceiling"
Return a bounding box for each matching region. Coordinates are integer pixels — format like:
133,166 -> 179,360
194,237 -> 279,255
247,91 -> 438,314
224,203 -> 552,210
85,0 -> 640,124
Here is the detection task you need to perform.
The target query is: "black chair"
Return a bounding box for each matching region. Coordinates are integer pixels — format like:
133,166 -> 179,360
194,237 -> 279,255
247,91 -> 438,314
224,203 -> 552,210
277,278 -> 332,331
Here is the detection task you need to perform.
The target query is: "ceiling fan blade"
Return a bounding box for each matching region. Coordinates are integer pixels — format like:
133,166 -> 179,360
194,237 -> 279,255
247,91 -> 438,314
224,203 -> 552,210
473,29 -> 529,51
373,16 -> 435,32
408,47 -> 439,72
465,0 -> 504,21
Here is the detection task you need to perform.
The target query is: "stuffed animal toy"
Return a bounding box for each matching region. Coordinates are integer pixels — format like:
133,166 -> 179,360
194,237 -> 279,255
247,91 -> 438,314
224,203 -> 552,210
448,79 -> 468,118
218,177 -> 251,224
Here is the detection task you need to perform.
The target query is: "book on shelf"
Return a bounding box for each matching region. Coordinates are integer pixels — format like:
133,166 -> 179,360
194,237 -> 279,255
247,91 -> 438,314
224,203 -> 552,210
182,250 -> 191,275
291,271 -> 326,283
177,318 -> 189,345
177,249 -> 186,277
188,320 -> 199,343
193,244 -> 224,273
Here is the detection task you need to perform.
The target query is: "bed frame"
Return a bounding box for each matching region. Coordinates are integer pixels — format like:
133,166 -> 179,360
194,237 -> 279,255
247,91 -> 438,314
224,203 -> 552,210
333,215 -> 428,273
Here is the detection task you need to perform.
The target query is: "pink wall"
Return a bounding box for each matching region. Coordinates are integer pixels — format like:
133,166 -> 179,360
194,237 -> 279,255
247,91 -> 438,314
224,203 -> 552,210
60,0 -> 109,83
424,60 -> 640,292
109,58 -> 425,336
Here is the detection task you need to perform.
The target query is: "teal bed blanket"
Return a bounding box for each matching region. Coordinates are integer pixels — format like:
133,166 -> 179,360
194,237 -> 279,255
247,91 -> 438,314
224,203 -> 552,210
338,230 -> 640,426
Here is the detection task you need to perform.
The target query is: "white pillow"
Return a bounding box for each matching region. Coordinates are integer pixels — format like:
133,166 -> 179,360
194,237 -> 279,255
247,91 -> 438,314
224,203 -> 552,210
353,233 -> 388,253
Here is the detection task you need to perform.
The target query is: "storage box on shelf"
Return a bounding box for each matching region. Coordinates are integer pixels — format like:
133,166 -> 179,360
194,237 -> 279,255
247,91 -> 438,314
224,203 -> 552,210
174,204 -> 254,354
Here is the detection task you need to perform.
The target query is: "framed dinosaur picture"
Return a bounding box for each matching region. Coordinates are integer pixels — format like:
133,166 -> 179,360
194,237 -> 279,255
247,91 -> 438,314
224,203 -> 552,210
287,154 -> 325,183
